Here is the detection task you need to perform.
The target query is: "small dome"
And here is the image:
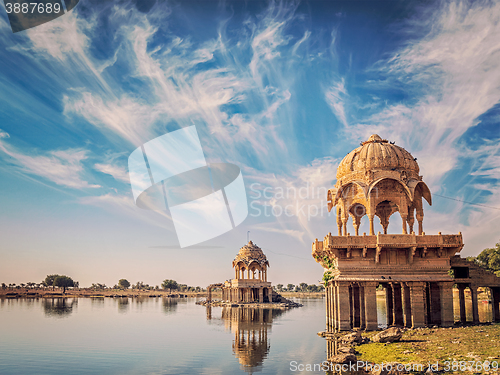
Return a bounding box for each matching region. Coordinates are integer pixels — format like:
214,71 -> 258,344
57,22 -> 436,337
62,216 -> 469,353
336,134 -> 419,180
233,241 -> 269,267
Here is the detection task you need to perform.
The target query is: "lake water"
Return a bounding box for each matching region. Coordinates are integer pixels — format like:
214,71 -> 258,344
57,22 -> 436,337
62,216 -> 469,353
1,294 -> 494,375
0,297 -> 329,375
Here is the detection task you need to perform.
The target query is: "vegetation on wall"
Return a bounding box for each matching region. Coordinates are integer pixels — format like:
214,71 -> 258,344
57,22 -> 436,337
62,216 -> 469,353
467,240 -> 500,277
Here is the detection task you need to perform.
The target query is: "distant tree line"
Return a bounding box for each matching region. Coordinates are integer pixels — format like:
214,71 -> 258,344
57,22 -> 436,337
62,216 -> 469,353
273,283 -> 324,293
86,279 -> 204,292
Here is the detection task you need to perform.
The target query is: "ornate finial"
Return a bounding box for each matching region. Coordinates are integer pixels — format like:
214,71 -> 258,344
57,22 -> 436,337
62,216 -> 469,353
362,134 -> 388,145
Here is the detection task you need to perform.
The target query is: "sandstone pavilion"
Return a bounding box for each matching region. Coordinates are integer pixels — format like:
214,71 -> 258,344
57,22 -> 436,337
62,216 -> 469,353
313,134 -> 500,331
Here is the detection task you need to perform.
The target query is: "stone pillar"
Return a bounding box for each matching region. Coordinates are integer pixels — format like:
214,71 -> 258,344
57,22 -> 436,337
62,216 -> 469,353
407,210 -> 415,234
458,284 -> 466,323
348,285 -> 353,328
429,283 -> 442,325
393,283 -> 404,326
337,209 -> 342,236
416,211 -> 424,236
492,287 -> 500,322
439,282 -> 454,327
470,285 -> 480,324
342,218 -> 348,237
337,282 -> 351,331
385,284 -> 394,326
207,287 -> 212,302
409,282 -> 426,328
334,283 -> 340,331
402,283 -> 412,328
326,285 -> 331,331
359,284 -> 366,329
369,215 -> 375,236
353,285 -> 361,328
332,283 -> 338,331
259,288 -> 264,303
364,282 -> 378,330
331,284 -> 335,330
400,214 -> 408,234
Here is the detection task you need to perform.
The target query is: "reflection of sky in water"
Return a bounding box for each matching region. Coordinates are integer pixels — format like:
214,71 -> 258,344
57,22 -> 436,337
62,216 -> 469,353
0,297 -> 326,375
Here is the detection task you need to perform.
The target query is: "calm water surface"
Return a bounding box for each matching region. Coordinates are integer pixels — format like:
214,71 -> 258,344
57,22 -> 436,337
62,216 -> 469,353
2,294 -> 494,374
0,297 -> 328,375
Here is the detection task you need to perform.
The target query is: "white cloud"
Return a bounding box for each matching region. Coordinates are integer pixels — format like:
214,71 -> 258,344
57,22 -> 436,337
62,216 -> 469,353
26,12 -> 89,61
0,141 -> 99,189
0,129 -> 9,139
246,157 -> 339,244
342,0 -> 500,254
348,1 -> 500,189
94,163 -> 130,184
325,79 -> 348,127
64,92 -> 160,147
79,192 -> 173,230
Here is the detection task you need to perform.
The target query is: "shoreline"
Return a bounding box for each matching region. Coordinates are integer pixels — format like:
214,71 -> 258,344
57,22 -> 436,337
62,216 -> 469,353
0,289 -> 324,299
0,289 -> 204,298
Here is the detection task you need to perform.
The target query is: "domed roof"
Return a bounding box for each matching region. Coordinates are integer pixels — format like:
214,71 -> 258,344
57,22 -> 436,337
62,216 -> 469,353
336,134 -> 419,180
233,241 -> 269,267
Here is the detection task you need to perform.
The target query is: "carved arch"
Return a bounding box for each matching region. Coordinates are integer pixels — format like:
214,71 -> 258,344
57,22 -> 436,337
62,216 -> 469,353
333,181 -> 368,206
368,177 -> 412,200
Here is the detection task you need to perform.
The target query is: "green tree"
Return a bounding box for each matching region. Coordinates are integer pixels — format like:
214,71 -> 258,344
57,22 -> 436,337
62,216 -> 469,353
1,283 -> 6,289
287,284 -> 295,292
299,282 -> 308,292
474,241 -> 500,276
53,275 -> 75,293
44,274 -> 60,290
118,279 -> 130,289
162,279 -> 178,292
276,284 -> 283,292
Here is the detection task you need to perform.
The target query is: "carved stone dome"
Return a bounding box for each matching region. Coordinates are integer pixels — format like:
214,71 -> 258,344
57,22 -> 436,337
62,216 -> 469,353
328,134 -> 432,236
336,134 -> 419,182
233,241 -> 269,267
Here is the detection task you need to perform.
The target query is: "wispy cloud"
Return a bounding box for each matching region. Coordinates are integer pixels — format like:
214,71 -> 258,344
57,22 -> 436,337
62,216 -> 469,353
79,192 -> 173,229
325,78 -> 348,127
246,156 -> 338,244
349,1 -> 500,188
0,141 -> 99,189
94,163 -> 130,184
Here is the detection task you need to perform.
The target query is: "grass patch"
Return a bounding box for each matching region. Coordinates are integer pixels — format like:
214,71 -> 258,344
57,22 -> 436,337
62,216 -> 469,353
357,324 -> 500,374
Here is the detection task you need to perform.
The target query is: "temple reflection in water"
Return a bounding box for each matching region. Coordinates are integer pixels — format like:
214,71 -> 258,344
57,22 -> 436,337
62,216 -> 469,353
206,306 -> 286,373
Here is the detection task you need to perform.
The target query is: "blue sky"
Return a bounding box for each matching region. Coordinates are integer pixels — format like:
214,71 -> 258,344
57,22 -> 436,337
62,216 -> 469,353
1,0 -> 500,287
